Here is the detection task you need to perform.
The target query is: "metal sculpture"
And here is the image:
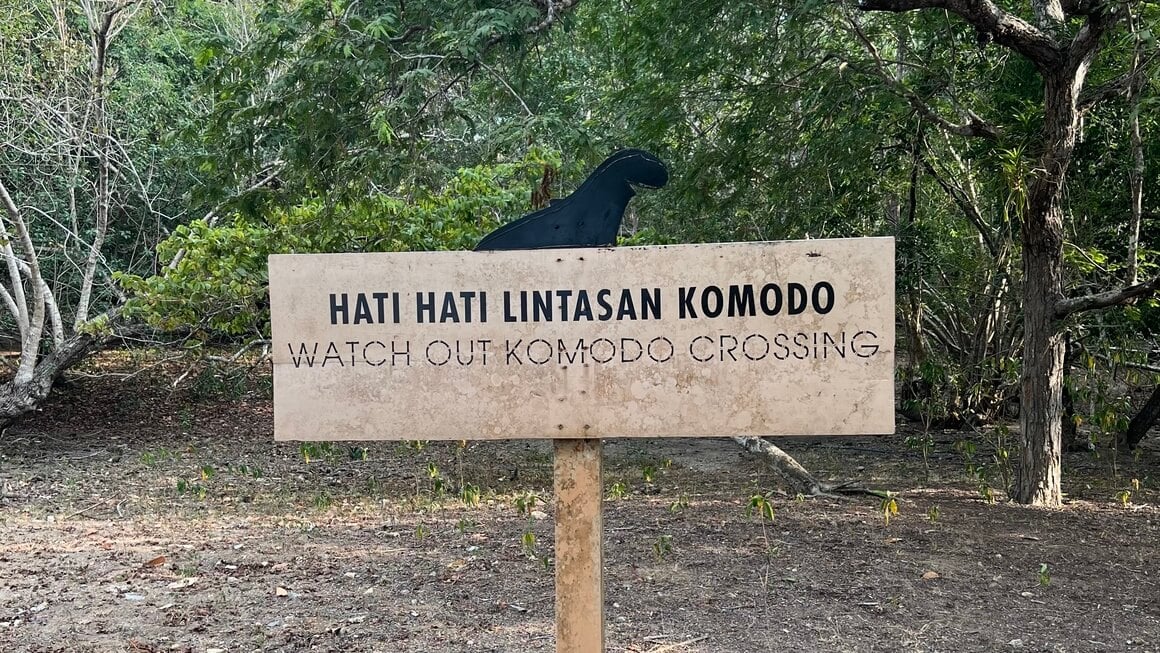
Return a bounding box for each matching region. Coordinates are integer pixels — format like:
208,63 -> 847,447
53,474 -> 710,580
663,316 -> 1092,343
474,149 -> 668,251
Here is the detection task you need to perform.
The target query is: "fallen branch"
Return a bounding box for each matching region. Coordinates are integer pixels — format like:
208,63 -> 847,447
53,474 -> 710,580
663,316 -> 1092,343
645,635 -> 710,653
730,436 -> 892,499
64,498 -> 112,520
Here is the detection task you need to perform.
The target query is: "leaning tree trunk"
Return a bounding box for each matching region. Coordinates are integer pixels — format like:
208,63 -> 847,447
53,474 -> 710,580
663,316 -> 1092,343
0,321 -> 112,427
1123,385 -> 1160,450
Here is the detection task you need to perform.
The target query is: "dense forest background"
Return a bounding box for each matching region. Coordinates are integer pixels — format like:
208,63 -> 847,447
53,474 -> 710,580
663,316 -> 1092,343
1,0 -> 1158,507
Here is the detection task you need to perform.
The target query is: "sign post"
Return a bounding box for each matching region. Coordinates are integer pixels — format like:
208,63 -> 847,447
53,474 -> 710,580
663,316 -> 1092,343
268,238 -> 895,651
554,438 -> 604,652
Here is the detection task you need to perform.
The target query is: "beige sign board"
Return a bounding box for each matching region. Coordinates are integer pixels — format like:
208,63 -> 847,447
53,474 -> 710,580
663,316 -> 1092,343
268,238 -> 895,441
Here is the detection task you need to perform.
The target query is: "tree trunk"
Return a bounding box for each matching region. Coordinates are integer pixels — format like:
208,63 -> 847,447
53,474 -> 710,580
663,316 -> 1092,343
1123,385 -> 1160,450
0,178 -> 47,386
1127,29 -> 1144,285
1014,71 -> 1078,507
1015,235 -> 1065,505
858,0 -> 1126,510
0,320 -> 109,426
74,11 -> 114,329
901,146 -> 927,372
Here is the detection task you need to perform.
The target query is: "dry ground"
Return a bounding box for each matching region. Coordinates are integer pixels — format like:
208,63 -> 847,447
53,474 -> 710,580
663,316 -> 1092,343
1,355 -> 1158,652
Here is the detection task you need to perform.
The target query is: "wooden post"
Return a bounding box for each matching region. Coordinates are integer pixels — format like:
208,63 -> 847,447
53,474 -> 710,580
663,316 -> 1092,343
554,438 -> 604,653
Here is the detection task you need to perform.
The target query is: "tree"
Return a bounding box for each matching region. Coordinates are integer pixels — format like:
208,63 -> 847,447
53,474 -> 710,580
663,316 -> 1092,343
2,0 -> 584,425
854,0 -> 1160,504
1,0 -> 221,424
1,1 -> 139,422
500,0 -> 1160,503
1124,382 -> 1160,449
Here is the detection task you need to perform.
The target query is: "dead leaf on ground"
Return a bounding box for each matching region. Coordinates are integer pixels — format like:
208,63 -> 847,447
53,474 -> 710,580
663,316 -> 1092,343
922,571 -> 940,580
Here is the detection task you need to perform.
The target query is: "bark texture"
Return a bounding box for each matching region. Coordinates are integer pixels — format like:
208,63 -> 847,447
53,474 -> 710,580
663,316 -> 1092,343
0,322 -> 108,426
1012,68 -> 1080,506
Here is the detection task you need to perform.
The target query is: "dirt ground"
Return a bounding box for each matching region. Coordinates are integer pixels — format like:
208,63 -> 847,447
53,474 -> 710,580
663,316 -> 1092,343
1,355 -> 1158,652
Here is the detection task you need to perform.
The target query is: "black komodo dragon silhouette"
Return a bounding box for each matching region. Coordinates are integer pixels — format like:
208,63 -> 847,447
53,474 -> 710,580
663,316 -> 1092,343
474,149 -> 668,251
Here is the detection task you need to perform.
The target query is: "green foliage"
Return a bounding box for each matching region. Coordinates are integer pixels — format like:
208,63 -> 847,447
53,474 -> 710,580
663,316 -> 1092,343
119,218 -> 277,336
1116,489 -> 1132,507
120,152 -> 551,339
520,530 -> 537,558
653,534 -> 673,561
191,0 -> 555,212
881,496 -> 898,525
606,481 -> 628,500
427,462 -> 446,497
173,459 -> 260,501
189,364 -> 256,401
1037,563 -> 1051,587
953,427 -> 1013,501
7,0 -> 1159,500
904,432 -> 935,480
745,493 -> 776,522
313,490 -> 334,509
640,464 -> 657,484
527,0 -> 912,242
460,483 -> 482,507
299,442 -> 340,465
139,448 -> 176,466
0,0 -> 231,340
513,490 -> 540,516
175,477 -> 207,500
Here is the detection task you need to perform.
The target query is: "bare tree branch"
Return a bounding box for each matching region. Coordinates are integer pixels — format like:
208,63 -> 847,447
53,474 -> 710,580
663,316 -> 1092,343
844,12 -> 1001,140
524,0 -> 580,35
0,177 -> 47,385
918,136 -> 999,256
74,0 -> 133,328
476,60 -> 534,117
1127,6 -> 1146,285
166,160 -> 285,270
1124,361 -> 1160,374
1067,3 -> 1126,68
0,207 -> 29,337
5,255 -> 67,349
1055,274 -> 1160,317
1080,52 -> 1160,110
